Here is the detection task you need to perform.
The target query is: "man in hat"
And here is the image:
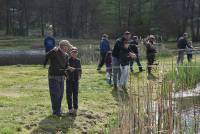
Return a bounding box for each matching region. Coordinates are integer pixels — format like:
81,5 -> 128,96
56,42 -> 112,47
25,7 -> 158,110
177,33 -> 190,65
112,31 -> 136,90
144,35 -> 157,75
97,34 -> 110,71
66,47 -> 82,116
45,40 -> 74,116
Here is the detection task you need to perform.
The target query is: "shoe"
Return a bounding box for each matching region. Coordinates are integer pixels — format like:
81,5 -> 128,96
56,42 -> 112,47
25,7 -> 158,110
130,68 -> 134,72
113,84 -> 118,90
68,109 -> 73,115
73,109 -> 78,116
139,69 -> 145,72
118,86 -> 123,91
122,85 -> 128,91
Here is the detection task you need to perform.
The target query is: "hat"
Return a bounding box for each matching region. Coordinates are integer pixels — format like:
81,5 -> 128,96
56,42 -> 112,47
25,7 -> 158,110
149,35 -> 155,39
70,47 -> 78,53
102,34 -> 108,38
132,36 -> 138,40
124,31 -> 131,35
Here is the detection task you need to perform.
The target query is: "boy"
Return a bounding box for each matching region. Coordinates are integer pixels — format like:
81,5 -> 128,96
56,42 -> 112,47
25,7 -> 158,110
66,47 -> 82,116
105,51 -> 112,85
119,39 -> 135,91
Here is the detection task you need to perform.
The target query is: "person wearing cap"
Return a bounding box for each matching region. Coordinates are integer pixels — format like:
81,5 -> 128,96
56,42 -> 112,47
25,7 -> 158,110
144,35 -> 157,75
105,51 -> 112,85
66,47 -> 82,116
97,34 -> 110,71
45,40 -> 73,116
112,31 -> 136,90
177,33 -> 190,65
129,35 -> 144,72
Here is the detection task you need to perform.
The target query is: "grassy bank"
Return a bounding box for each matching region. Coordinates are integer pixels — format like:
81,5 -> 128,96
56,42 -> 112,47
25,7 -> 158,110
0,65 -> 118,134
109,55 -> 200,133
165,62 -> 200,92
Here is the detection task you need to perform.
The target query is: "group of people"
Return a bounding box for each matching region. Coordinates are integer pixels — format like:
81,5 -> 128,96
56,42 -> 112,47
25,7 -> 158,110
97,31 -> 157,91
177,33 -> 194,64
44,34 -> 82,117
43,30 -> 193,116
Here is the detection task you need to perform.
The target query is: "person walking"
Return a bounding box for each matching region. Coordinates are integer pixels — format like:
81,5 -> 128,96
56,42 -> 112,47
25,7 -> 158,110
97,34 -> 110,71
129,36 -> 144,72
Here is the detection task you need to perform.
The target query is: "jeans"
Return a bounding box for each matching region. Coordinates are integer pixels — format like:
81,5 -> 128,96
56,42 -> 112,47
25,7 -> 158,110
119,65 -> 129,87
177,50 -> 185,65
112,57 -> 121,86
66,80 -> 79,110
48,76 -> 64,115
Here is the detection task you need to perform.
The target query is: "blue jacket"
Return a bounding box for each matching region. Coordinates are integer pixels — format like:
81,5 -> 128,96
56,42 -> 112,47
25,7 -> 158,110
100,39 -> 110,53
44,36 -> 55,52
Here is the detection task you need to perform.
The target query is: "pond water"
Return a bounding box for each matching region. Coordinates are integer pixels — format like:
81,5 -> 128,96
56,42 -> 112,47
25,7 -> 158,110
174,84 -> 200,133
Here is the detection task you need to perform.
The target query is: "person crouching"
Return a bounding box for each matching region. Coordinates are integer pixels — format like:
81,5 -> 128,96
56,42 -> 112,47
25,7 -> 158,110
66,47 -> 82,116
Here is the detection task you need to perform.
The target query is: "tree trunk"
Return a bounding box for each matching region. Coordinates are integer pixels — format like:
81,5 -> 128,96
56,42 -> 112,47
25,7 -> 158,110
190,0 -> 195,41
196,1 -> 200,41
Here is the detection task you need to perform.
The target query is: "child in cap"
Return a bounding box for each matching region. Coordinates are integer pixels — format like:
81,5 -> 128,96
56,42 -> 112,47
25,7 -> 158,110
105,51 -> 112,85
66,47 -> 82,116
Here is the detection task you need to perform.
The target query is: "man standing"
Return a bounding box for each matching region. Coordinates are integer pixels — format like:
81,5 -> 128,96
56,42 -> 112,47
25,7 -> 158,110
112,31 -> 135,90
177,33 -> 189,65
144,35 -> 157,75
129,36 -> 144,72
97,34 -> 110,71
45,40 -> 73,116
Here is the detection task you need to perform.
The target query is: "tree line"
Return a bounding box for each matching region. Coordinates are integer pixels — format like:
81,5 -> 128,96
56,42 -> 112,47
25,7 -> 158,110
0,0 -> 199,41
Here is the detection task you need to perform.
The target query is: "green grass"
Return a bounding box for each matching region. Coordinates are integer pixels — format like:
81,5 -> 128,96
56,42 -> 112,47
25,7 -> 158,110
0,36 -> 111,50
165,61 -> 200,92
0,65 -> 118,134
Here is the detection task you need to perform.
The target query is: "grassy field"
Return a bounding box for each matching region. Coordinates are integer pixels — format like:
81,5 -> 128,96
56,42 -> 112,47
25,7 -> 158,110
0,65 -> 119,134
1,58 -> 200,133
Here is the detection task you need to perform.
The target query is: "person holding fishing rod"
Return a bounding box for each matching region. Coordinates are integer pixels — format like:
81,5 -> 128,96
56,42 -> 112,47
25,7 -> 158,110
66,47 -> 82,116
44,40 -> 75,117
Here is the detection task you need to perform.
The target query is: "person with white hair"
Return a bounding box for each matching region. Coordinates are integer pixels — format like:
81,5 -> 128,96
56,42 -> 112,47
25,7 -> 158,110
44,40 -> 74,116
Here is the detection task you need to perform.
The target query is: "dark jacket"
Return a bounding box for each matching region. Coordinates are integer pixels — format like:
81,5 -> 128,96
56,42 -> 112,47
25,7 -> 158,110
100,39 -> 110,53
67,57 -> 82,81
112,37 -> 126,59
119,47 -> 131,66
128,44 -> 139,55
45,48 -> 68,76
145,41 -> 157,57
177,37 -> 189,49
129,39 -> 139,45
